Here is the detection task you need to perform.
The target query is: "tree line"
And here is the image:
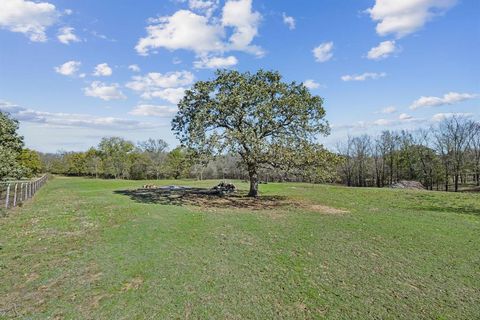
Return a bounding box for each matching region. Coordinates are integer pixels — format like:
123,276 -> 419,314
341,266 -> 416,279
336,116 -> 480,192
37,136 -> 339,183
0,112 -> 42,181
40,137 -> 188,180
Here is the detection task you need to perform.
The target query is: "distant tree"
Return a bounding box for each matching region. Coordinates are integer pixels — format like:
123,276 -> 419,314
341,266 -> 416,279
129,152 -> 152,180
138,138 -> 169,179
0,111 -> 25,180
352,135 -> 371,187
434,116 -> 474,192
336,137 -> 355,187
65,152 -> 87,176
413,129 -> 440,190
85,147 -> 102,178
163,147 -> 191,179
172,70 -> 329,196
470,122 -> 480,186
397,130 -> 416,180
18,148 -> 42,177
98,137 -> 134,179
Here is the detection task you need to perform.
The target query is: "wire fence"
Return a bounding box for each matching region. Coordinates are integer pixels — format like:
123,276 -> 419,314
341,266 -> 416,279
0,174 -> 48,211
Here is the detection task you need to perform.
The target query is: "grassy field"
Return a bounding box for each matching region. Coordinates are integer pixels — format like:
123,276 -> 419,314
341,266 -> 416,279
1,177 -> 479,319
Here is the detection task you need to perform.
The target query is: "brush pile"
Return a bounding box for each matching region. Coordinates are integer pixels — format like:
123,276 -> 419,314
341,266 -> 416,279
391,180 -> 425,190
212,182 -> 236,195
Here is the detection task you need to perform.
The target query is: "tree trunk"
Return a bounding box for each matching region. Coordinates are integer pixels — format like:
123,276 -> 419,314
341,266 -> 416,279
445,173 -> 449,192
248,169 -> 259,197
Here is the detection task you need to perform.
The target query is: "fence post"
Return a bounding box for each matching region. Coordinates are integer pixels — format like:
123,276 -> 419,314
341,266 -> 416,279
5,184 -> 11,209
13,183 -> 18,207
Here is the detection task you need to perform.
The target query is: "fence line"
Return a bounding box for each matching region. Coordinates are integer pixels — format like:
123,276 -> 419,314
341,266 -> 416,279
0,174 -> 48,210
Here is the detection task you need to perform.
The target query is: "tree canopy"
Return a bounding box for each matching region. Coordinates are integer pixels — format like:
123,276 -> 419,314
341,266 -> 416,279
172,69 -> 330,196
18,149 -> 42,177
0,111 -> 25,180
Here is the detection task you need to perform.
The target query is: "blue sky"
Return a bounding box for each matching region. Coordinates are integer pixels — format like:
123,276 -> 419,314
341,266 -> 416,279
0,0 -> 479,152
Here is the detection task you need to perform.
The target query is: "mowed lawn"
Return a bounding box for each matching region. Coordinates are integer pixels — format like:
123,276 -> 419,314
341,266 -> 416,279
1,177 -> 479,319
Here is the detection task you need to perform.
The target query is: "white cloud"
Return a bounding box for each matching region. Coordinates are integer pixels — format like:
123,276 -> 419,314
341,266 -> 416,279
135,10 -> 224,56
126,71 -> 193,103
0,0 -> 60,42
333,116 -> 424,131
193,55 -> 238,69
93,63 -> 113,76
410,92 -> 478,109
432,112 -> 473,122
0,102 -> 155,130
188,0 -> 219,17
379,106 -> 397,114
341,72 -> 386,82
83,81 -> 126,101
146,88 -> 187,104
57,26 -> 80,44
282,12 -> 295,30
313,42 -> 333,63
303,79 -> 321,90
128,64 -> 140,72
373,118 -> 393,126
222,0 -> 263,56
135,0 -> 263,58
126,71 -> 194,91
54,60 -> 81,76
367,40 -> 397,60
129,104 -> 178,117
366,0 -> 457,38
399,113 -> 413,120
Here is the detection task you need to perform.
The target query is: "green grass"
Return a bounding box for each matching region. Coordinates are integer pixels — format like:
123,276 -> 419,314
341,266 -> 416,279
1,177 -> 479,319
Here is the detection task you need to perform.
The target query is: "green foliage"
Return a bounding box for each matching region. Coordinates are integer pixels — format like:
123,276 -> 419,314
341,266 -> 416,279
138,138 -> 169,179
172,69 -> 330,196
0,111 -> 25,180
163,147 -> 191,179
98,137 -> 135,179
128,152 -> 153,180
85,147 -> 102,178
65,152 -> 87,176
18,148 -> 42,177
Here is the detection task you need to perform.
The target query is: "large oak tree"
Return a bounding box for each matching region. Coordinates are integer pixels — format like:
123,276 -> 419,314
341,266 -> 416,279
172,70 -> 329,197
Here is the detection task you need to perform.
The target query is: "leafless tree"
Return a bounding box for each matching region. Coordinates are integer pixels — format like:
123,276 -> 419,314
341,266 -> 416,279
336,137 -> 355,186
434,116 -> 474,192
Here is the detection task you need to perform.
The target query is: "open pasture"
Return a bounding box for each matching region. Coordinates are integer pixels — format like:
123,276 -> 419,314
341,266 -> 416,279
1,177 -> 479,319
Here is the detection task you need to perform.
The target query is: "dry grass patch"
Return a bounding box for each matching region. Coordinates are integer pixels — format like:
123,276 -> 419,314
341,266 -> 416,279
305,204 -> 349,215
121,277 -> 144,292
